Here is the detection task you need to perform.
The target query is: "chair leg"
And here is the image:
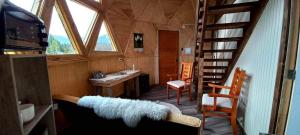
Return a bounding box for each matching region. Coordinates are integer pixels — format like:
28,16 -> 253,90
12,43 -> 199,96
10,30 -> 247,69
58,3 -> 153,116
202,112 -> 206,129
188,87 -> 192,101
167,85 -> 169,99
231,116 -> 238,135
176,90 -> 181,105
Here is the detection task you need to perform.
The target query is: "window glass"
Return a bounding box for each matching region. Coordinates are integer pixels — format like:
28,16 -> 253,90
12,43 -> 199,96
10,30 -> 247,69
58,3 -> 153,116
9,0 -> 36,14
95,21 -> 117,52
46,7 -> 77,55
66,0 -> 97,44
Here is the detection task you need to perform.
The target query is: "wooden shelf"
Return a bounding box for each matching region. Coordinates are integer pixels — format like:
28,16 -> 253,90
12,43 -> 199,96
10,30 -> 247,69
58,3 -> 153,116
0,56 -> 56,135
23,105 -> 52,135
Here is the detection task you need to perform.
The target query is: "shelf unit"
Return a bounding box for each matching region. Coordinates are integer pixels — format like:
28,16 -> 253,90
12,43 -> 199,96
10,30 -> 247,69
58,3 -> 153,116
0,55 -> 56,135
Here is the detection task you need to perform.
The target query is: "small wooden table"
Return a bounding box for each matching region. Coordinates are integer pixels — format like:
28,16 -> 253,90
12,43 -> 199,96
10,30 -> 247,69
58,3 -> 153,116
89,70 -> 141,98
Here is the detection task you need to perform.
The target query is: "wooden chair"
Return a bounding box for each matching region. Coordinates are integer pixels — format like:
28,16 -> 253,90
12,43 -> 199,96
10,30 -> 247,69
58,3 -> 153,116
201,67 -> 246,135
166,62 -> 193,105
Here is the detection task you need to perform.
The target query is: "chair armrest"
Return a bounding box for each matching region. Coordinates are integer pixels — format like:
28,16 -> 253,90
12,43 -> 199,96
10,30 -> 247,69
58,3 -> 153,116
208,93 -> 238,99
183,78 -> 192,81
167,113 -> 201,128
208,83 -> 231,89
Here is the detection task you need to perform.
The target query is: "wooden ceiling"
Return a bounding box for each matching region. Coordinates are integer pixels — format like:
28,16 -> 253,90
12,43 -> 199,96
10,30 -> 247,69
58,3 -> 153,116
39,0 -> 233,58
102,0 -> 197,54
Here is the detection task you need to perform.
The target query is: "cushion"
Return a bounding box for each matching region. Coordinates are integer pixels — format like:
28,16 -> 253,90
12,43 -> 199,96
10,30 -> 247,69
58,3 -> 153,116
202,94 -> 232,108
167,80 -> 185,88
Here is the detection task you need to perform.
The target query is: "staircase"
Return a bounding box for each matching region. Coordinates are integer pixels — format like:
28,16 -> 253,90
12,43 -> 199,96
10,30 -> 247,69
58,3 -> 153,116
193,0 -> 269,104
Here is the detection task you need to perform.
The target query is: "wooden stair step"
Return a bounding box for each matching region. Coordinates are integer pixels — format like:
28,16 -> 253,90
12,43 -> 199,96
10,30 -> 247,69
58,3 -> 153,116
203,76 -> 222,78
198,19 -> 202,24
203,80 -> 222,83
204,72 -> 226,76
203,37 -> 242,42
202,86 -> 222,90
199,7 -> 204,13
204,59 -> 231,62
207,1 -> 258,15
203,49 -> 236,53
203,82 -> 222,85
206,22 -> 249,30
204,66 -> 228,69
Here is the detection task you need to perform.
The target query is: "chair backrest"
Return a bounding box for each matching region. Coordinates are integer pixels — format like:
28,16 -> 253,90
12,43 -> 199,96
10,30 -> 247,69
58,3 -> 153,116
180,62 -> 193,82
229,67 -> 246,110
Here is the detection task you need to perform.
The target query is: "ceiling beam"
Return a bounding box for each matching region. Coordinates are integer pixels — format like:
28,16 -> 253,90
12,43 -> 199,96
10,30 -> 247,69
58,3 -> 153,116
56,0 -> 86,56
72,0 -> 101,11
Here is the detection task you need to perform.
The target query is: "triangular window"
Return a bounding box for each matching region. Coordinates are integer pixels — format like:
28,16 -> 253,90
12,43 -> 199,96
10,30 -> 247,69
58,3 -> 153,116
46,7 -> 78,55
66,0 -> 97,44
95,21 -> 117,52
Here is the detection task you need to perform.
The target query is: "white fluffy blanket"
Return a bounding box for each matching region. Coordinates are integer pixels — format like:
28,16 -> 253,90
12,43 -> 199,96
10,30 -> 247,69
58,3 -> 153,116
77,96 -> 169,127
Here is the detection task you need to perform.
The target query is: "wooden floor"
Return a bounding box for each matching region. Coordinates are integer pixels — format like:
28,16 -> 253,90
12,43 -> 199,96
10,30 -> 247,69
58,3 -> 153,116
140,85 -> 235,135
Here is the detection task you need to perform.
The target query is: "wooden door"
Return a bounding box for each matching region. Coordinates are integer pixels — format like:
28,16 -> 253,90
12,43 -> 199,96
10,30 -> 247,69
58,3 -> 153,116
159,30 -> 179,85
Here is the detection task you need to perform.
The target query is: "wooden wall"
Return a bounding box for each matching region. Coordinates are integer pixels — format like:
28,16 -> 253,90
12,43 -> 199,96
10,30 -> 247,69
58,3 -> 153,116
48,62 -> 91,97
47,0 -> 197,97
105,0 -> 197,84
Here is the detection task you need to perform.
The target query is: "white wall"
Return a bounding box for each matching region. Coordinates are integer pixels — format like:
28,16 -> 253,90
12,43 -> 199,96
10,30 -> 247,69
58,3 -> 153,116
285,32 -> 300,135
224,0 -> 284,134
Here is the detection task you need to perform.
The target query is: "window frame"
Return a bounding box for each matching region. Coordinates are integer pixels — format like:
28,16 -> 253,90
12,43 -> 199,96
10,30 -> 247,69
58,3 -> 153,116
46,5 -> 80,55
65,0 -> 98,45
36,0 -> 123,63
89,16 -> 123,57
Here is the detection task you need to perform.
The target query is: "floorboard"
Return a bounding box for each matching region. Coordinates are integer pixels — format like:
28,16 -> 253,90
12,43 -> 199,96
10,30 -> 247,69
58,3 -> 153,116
140,86 -> 236,135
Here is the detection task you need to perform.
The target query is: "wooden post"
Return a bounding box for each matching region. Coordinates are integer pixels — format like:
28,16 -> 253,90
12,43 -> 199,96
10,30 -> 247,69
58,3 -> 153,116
197,58 -> 204,112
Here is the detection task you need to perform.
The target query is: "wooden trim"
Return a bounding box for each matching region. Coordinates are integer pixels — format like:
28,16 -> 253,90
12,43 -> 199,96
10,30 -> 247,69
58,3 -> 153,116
39,0 -> 55,33
271,0 -> 299,134
89,15 -> 123,57
72,0 -> 101,12
203,49 -> 236,53
102,15 -> 123,54
204,58 -> 231,62
32,0 -> 44,16
206,22 -> 249,30
86,13 -> 104,56
202,37 -> 242,42
55,0 -> 86,56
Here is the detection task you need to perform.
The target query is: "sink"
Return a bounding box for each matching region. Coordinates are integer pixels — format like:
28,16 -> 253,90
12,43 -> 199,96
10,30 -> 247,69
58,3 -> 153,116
113,72 -> 127,76
108,70 -> 138,77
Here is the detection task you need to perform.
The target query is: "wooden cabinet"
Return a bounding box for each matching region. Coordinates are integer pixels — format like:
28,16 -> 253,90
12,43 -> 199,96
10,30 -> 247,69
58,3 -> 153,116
0,55 -> 56,135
